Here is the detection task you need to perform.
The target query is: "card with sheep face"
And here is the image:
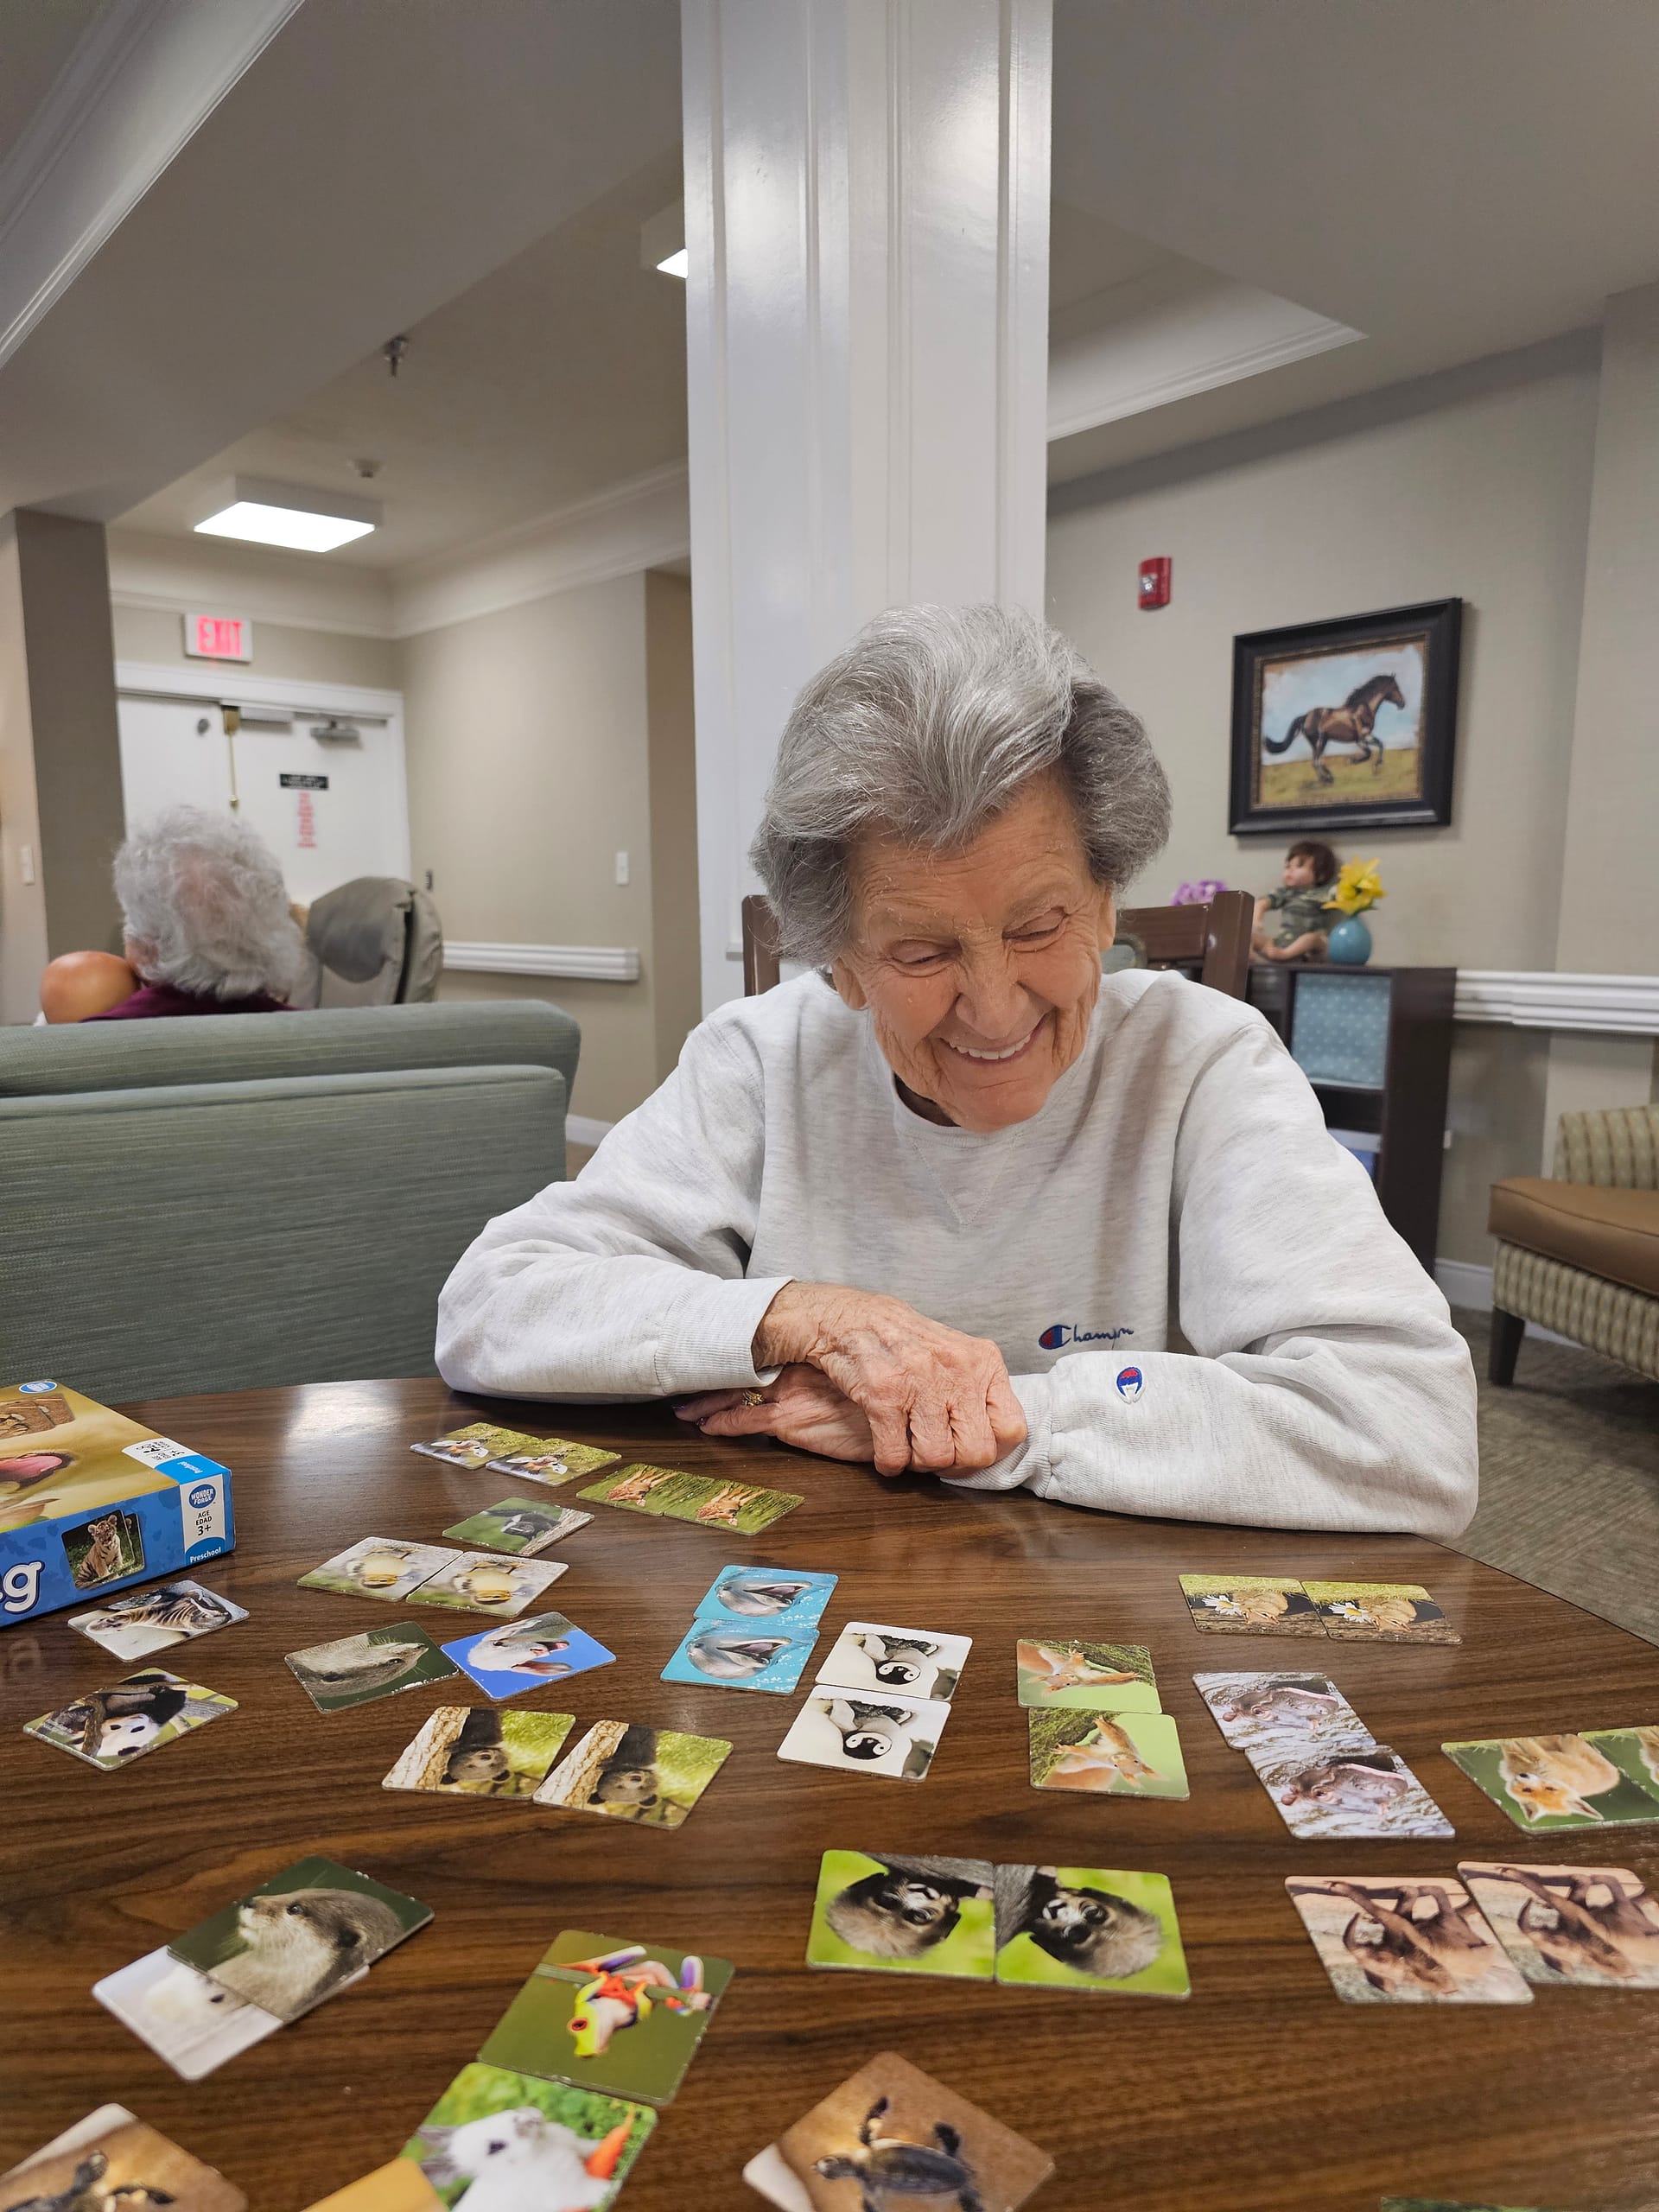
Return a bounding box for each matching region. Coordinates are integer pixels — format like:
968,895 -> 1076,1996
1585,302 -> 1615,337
167,1854 -> 432,2024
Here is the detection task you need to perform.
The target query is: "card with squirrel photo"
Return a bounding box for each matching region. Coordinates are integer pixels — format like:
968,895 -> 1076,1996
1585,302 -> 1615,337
805,1849 -> 995,1981
1028,1709 -> 1190,1799
1014,1634 -> 1159,1711
168,1854 -> 431,2024
25,1667 -> 236,1771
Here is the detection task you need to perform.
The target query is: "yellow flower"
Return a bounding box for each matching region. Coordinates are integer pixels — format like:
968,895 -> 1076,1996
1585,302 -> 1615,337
1324,858 -> 1385,916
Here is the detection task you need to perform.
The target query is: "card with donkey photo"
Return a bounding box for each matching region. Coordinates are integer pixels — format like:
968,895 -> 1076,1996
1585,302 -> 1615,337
1028,1708 -> 1189,1799
24,1667 -> 236,1771
993,1864 -> 1191,1997
1,2107 -> 245,2212
534,1720 -> 733,1829
383,1707 -> 576,1799
398,2062 -> 654,2210
1015,1633 -> 1159,1712
168,1854 -> 431,2024
441,1497 -> 592,1555
815,1621 -> 971,1702
480,1929 -> 733,2106
805,1849 -> 996,1981
1179,1573 -> 1324,1637
1285,1875 -> 1532,2005
1458,1859 -> 1659,1989
778,1691 -> 952,1783
285,1622 -> 458,1713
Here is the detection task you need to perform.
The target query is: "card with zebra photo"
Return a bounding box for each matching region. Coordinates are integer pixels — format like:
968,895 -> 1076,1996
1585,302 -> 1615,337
68,1580 -> 246,1661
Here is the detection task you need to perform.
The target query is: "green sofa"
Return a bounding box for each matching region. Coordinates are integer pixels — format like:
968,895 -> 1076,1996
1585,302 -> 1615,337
0,1001 -> 579,1403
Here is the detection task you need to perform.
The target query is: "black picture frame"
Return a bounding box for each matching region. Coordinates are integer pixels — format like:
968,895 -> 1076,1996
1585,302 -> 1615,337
1229,598 -> 1462,836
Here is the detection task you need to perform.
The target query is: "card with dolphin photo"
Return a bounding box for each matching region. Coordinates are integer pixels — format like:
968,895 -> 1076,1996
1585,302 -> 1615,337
442,1612 -> 615,1698
1285,1874 -> 1532,2005
815,1622 -> 972,1702
0,2107 -> 246,2212
1028,1709 -> 1190,1799
1179,1573 -> 1324,1637
1015,1634 -> 1160,1712
168,1854 -> 432,2024
778,1691 -> 953,1783
1246,1741 -> 1452,1840
401,1550 -> 569,1618
1303,1580 -> 1460,1644
533,1720 -> 733,1829
1192,1670 -> 1375,1758
285,1622 -> 459,1713
661,1618 -> 819,1694
1459,1859 -> 1659,1990
24,1667 -> 237,1771
480,1929 -> 734,2106
67,1580 -> 247,1662
806,1849 -> 995,1981
992,1864 -> 1191,1998
1442,1727 -> 1659,1833
297,1537 -> 460,1603
397,2062 -> 654,2209
93,1945 -> 283,2080
383,1706 -> 575,1799
694,1564 -> 838,1629
441,1498 -> 592,1555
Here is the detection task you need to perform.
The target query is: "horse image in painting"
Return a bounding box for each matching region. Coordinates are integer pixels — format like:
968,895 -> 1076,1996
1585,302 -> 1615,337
1263,671 -> 1404,785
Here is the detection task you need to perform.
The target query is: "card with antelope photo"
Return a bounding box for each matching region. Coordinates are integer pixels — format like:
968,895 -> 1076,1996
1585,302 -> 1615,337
398,2061 -> 655,2208
1179,1573 -> 1324,1637
1443,1726 -> 1659,1832
815,1622 -> 971,1703
1015,1634 -> 1160,1711
1,2107 -> 246,2212
168,1854 -> 431,2024
441,1497 -> 592,1555
992,1864 -> 1191,1997
480,1929 -> 733,2106
534,1720 -> 733,1829
660,1618 -> 819,1694
1028,1709 -> 1189,1799
577,1464 -> 804,1532
1285,1875 -> 1532,2005
805,1849 -> 996,1982
297,1537 -> 458,1603
1192,1669 -> 1374,1759
402,1550 -> 568,1618
383,1706 -> 575,1799
285,1623 -> 458,1713
777,1692 -> 952,1783
1303,1580 -> 1459,1644
24,1667 -> 236,1772
93,1944 -> 283,2081
68,1580 -> 246,1661
1459,1859 -> 1659,1990
1246,1742 -> 1452,1840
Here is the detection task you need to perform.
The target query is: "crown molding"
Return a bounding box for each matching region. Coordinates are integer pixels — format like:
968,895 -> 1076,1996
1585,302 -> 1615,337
106,528 -> 396,639
1454,970 -> 1659,1035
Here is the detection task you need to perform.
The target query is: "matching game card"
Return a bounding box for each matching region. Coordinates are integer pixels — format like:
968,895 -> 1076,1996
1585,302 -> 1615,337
577,1462 -> 804,1533
67,1580 -> 245,1662
1027,1709 -> 1190,1800
440,1497 -> 593,1555
167,1855 -> 431,2025
25,1667 -> 236,1771
401,1550 -> 569,1618
442,1611 -> 615,1698
383,1707 -> 575,1799
1443,1727 -> 1659,1832
298,1538 -> 460,1603
807,1850 -> 997,1982
1458,1859 -> 1659,1989
532,1720 -> 733,1828
992,1864 -> 1191,1997
778,1691 -> 953,1783
1179,1574 -> 1325,1637
695,1564 -> 837,1629
1247,1742 -> 1453,1841
1015,1634 -> 1160,1712
409,1425 -> 620,1485
1303,1580 -> 1461,1644
661,1618 -> 819,1694
1285,1875 -> 1532,2005
813,1622 -> 971,1703
479,1929 -> 733,2106
93,1949 -> 283,2081
1192,1670 -> 1374,1759
1,2107 -> 245,2212
285,1623 -> 459,1713
398,2063 -> 655,2205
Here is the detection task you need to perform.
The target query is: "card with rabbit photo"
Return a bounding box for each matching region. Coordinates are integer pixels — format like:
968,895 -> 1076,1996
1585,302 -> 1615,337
1015,1633 -> 1159,1711
67,1580 -> 246,1661
1,2106 -> 246,2212
1285,1875 -> 1532,2005
383,1706 -> 575,1799
440,1498 -> 592,1555
778,1691 -> 953,1783
1193,1669 -> 1374,1759
401,1549 -> 568,1618
442,1612 -> 615,1699
1459,1859 -> 1659,1989
286,1621 -> 458,1713
25,1666 -> 236,1771
479,1929 -> 733,2106
695,1563 -> 838,1629
1442,1727 -> 1659,1832
168,1854 -> 431,2024
660,1618 -> 819,1694
1246,1742 -> 1452,1840
93,1945 -> 283,2081
297,1537 -> 459,1603
534,1720 -> 733,1828
1303,1580 -> 1459,1643
814,1622 -> 971,1702
1028,1708 -> 1190,1799
806,1849 -> 995,1981
993,1864 -> 1191,1997
398,2061 -> 654,2210
1179,1573 -> 1325,1636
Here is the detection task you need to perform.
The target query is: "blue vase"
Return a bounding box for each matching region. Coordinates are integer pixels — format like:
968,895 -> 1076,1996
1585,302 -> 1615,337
1326,913 -> 1373,966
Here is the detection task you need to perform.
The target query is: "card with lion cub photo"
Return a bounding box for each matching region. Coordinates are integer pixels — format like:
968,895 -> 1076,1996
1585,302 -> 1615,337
25,1666 -> 236,1771
1015,1633 -> 1159,1711
1303,1580 -> 1459,1643
168,1854 -> 431,2024
1028,1708 -> 1189,1799
480,1929 -> 734,2106
1179,1573 -> 1324,1636
1443,1726 -> 1659,1832
1,2106 -> 245,2212
60,1506 -> 147,1590
383,1706 -> 575,1799
534,1720 -> 733,1828
806,1849 -> 995,1981
1285,1875 -> 1532,2005
993,1865 -> 1191,1997
1459,1859 -> 1659,1989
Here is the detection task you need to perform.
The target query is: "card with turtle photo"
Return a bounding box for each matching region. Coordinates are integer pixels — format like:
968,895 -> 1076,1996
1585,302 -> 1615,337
1459,1859 -> 1659,1990
1246,1742 -> 1452,1840
285,1622 -> 458,1713
409,1422 -> 549,1471
660,1618 -> 819,1694
805,1849 -> 995,1981
742,2050 -> 1052,2212
442,1612 -> 616,1698
168,1854 -> 431,2024
0,2106 -> 246,2212
401,1550 -> 568,1618
1179,1573 -> 1324,1637
68,1580 -> 246,1662
1442,1728 -> 1659,1833
534,1720 -> 733,1828
1192,1669 -> 1373,1759
1015,1633 -> 1160,1711
297,1537 -> 459,1604
1028,1708 -> 1189,1799
25,1667 -> 237,1771
1303,1580 -> 1459,1644
777,1691 -> 953,1783
383,1707 -> 575,1799
440,1497 -> 592,1556
480,1929 -> 733,2105
815,1622 -> 971,1703
398,2062 -> 654,2210
695,1563 -> 838,1629
1284,1875 -> 1532,2005
93,1945 -> 283,2081
992,1864 -> 1191,1997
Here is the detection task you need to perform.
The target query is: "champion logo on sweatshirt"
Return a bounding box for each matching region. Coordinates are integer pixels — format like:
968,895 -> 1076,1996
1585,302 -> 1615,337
1038,1323 -> 1134,1351
1115,1366 -> 1145,1400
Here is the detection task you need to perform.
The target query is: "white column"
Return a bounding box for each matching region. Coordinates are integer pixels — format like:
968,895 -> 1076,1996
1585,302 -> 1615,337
682,0 -> 1052,1011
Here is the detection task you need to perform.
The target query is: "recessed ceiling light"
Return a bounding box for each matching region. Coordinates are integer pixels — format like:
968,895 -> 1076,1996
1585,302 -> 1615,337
655,246 -> 689,280
191,474 -> 380,553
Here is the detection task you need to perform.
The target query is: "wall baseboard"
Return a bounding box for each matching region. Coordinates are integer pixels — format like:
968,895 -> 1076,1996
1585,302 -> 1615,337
566,1114 -> 615,1150
1435,1256 -> 1573,1345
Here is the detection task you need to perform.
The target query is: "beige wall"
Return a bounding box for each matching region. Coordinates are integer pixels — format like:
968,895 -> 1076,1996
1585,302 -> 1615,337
645,569 -> 701,1080
0,520 -> 48,1020
111,601 -> 398,690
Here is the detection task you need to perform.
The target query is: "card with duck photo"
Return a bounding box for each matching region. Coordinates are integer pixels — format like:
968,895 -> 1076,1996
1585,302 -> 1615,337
168,1854 -> 431,2024
534,1720 -> 733,1828
68,1580 -> 246,1661
1303,1580 -> 1459,1643
778,1691 -> 953,1783
398,2062 -> 654,2210
1285,1875 -> 1532,2005
93,1945 -> 283,2081
480,1930 -> 733,2106
1015,1634 -> 1159,1711
805,1849 -> 995,1980
660,1618 -> 819,1694
25,1667 -> 236,1771
485,1440 -> 622,1487
298,1537 -> 459,1603
1192,1669 -> 1373,1758
402,1550 -> 568,1618
1179,1573 -> 1323,1636
410,1423 -> 549,1471
383,1707 -> 575,1799
440,1498 -> 592,1555
695,1564 -> 838,1629
1459,1859 -> 1659,1989
285,1623 -> 459,1713
1028,1709 -> 1189,1799
1,2106 -> 246,2212
1443,1728 -> 1659,1832
992,1864 -> 1191,1997
1246,1742 -> 1452,1840
815,1622 -> 971,1703
442,1612 -> 615,1698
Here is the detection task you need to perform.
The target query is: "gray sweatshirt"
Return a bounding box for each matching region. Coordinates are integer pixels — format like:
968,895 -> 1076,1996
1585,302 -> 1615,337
436,969 -> 1478,1537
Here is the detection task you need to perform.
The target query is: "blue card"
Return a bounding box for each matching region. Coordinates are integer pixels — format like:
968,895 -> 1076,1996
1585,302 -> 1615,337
661,1618 -> 819,1694
442,1611 -> 615,1700
693,1565 -> 838,1631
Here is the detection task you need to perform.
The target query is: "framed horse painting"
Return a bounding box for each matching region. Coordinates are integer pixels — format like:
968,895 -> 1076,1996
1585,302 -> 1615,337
1229,599 -> 1462,836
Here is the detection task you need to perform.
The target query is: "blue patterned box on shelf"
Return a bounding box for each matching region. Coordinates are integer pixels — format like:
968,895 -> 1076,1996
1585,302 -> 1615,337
1291,972 -> 1391,1089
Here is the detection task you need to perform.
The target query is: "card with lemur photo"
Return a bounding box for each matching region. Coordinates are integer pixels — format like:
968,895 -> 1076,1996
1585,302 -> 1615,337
1179,1573 -> 1325,1637
24,1666 -> 237,1771
397,2061 -> 655,2211
480,1929 -> 734,2106
993,1865 -> 1191,1997
534,1719 -> 734,1828
660,1617 -> 820,1694
285,1622 -> 459,1713
383,1706 -> 575,1799
1303,1580 -> 1460,1643
1285,1875 -> 1532,2005
441,1497 -> 593,1555
168,1854 -> 432,2024
1193,1669 -> 1376,1760
1027,1709 -> 1190,1799
442,1611 -> 616,1698
68,1579 -> 246,1661
400,1549 -> 569,1618
94,1945 -> 283,2081
777,1690 -> 953,1782
1459,1859 -> 1659,1990
1015,1633 -> 1160,1712
1245,1741 -> 1453,1840
695,1563 -> 838,1630
814,1622 -> 971,1703
806,1850 -> 996,1981
1,2106 -> 247,2212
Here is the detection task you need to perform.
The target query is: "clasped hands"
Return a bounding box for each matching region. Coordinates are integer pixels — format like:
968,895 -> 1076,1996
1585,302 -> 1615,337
674,1281 -> 1027,1477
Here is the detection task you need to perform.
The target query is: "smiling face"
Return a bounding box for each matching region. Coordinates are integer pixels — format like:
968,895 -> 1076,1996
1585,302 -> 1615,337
831,771 -> 1115,1132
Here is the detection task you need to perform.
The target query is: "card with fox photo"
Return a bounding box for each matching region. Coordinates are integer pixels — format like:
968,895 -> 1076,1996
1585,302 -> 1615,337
1028,1708 -> 1189,1799
1,2107 -> 246,2212
661,1618 -> 818,1694
441,1498 -> 592,1555
485,1439 -> 622,1487
695,1563 -> 838,1629
25,1667 -> 236,1771
398,2062 -> 655,2206
534,1719 -> 733,1828
992,1864 -> 1191,1997
1459,1859 -> 1659,1990
93,1946 -> 283,2081
1179,1573 -> 1323,1636
1247,1741 -> 1453,1840
401,1549 -> 568,1618
1193,1669 -> 1373,1758
285,1622 -> 458,1713
297,1537 -> 459,1603
1303,1580 -> 1460,1644
442,1612 -> 615,1699
480,1929 -> 734,2106
383,1706 -> 575,1798
1015,1634 -> 1159,1711
67,1580 -> 246,1661
806,1849 -> 995,1980
1285,1874 -> 1532,2005
409,1422 -> 548,1471
742,2050 -> 1053,2212
814,1621 -> 972,1703
778,1690 -> 952,1782
1443,1728 -> 1659,1832
168,1854 -> 432,2024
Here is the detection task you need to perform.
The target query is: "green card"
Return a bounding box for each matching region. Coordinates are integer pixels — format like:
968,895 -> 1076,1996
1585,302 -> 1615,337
383,1707 -> 575,1799
806,1850 -> 995,1980
1028,1709 -> 1189,1799
440,1497 -> 592,1555
480,1930 -> 732,2106
578,1464 -> 803,1533
401,2062 -> 654,2204
1014,1634 -> 1159,1710
168,1854 -> 431,2023
1303,1580 -> 1459,1644
1443,1728 -> 1659,1832
993,1866 -> 1190,1996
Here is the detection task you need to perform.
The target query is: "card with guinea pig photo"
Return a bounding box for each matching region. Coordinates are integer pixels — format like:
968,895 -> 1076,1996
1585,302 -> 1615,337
814,1622 -> 971,1703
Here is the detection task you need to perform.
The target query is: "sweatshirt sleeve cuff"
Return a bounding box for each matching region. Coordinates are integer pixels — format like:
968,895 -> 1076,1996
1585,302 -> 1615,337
939,1371 -> 1053,1493
649,1274 -> 795,1395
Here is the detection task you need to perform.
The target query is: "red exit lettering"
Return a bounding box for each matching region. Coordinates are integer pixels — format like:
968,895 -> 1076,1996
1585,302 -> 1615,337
184,611 -> 251,662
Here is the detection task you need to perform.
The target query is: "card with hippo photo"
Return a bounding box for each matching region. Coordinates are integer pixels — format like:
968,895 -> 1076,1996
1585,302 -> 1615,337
297,1537 -> 460,1604
1,2107 -> 247,2212
661,1618 -> 819,1694
442,1612 -> 616,1699
1179,1573 -> 1325,1637
695,1563 -> 838,1629
1285,1875 -> 1532,2005
479,1929 -> 733,2106
534,1720 -> 734,1829
1028,1709 -> 1190,1800
1459,1859 -> 1659,1990
992,1864 -> 1191,1998
401,1550 -> 569,1618
441,1498 -> 593,1555
1246,1742 -> 1453,1840
168,1854 -> 432,2024
397,2062 -> 655,2210
24,1667 -> 237,1771
1442,1727 -> 1659,1832
285,1623 -> 459,1713
68,1580 -> 246,1661
1016,1634 -> 1160,1712
1193,1670 -> 1375,1759
93,1946 -> 283,2080
778,1691 -> 953,1783
815,1623 -> 971,1703
383,1707 -> 576,1800
805,1850 -> 995,1981
1303,1580 -> 1459,1644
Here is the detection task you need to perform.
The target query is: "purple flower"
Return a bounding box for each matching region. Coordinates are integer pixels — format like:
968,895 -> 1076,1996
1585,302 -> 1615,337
1172,878 -> 1228,906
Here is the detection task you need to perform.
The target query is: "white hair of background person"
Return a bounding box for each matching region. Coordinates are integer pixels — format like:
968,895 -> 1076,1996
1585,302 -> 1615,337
113,804 -> 305,1002
750,601 -> 1173,964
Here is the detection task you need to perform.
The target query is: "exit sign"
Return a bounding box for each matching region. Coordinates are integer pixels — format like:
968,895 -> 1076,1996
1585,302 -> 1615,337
183,611 -> 251,662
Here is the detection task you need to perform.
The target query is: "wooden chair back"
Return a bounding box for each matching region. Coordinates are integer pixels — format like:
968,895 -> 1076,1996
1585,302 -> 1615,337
741,894 -> 783,995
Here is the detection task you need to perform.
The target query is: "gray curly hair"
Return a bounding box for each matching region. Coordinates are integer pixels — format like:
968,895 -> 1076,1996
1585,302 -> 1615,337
113,804 -> 306,1001
751,603 -> 1171,963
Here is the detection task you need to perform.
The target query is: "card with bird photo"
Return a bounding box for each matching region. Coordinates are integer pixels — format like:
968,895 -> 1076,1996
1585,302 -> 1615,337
814,1622 -> 971,1702
0,2106 -> 246,2212
24,1666 -> 236,1772
297,1537 -> 459,1603
398,2061 -> 653,2211
1285,1875 -> 1532,2005
992,1864 -> 1191,1998
1246,1742 -> 1452,1840
67,1580 -> 246,1662
534,1720 -> 733,1829
168,1854 -> 431,2024
401,1550 -> 569,1618
660,1617 -> 819,1694
93,1946 -> 283,2082
695,1563 -> 838,1629
442,1612 -> 616,1699
440,1498 -> 592,1555
1192,1669 -> 1374,1759
1303,1580 -> 1459,1644
480,1929 -> 733,2106
383,1706 -> 575,1799
742,2050 -> 1053,2212
1179,1573 -> 1324,1637
778,1690 -> 953,1783
285,1622 -> 459,1713
1014,1633 -> 1159,1712
1459,1859 -> 1659,1990
1028,1708 -> 1189,1799
805,1849 -> 995,1981
1442,1727 -> 1659,1833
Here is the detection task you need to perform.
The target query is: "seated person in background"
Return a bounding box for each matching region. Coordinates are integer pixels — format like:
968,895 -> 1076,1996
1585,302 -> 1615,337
437,605 -> 1477,1537
40,949 -> 141,1022
1253,839 -> 1339,963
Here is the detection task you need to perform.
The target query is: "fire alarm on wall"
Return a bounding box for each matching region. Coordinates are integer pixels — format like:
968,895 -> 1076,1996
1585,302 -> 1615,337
1138,556 -> 1172,610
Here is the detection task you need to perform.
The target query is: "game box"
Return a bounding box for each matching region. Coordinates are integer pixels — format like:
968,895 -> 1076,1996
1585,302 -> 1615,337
0,1380 -> 234,1628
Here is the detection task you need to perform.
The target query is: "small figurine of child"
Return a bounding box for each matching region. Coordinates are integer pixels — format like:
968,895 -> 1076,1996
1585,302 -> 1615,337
1253,840 -> 1339,962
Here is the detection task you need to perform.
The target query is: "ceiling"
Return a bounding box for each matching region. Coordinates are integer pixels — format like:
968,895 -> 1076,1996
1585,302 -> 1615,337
0,0 -> 105,166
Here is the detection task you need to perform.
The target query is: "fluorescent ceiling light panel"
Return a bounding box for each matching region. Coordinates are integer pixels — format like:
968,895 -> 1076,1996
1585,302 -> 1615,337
191,475 -> 380,552
655,246 -> 689,280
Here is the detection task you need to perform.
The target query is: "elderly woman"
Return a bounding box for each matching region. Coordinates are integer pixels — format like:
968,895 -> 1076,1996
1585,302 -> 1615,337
437,606 -> 1477,1535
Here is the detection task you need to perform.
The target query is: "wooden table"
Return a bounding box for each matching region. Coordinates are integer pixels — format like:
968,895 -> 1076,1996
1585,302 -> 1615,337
4,1380 -> 1659,2212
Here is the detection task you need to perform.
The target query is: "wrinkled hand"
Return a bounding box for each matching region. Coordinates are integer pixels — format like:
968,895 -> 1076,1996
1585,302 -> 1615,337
676,1365 -> 875,1461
